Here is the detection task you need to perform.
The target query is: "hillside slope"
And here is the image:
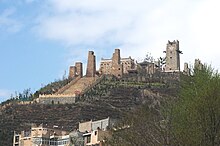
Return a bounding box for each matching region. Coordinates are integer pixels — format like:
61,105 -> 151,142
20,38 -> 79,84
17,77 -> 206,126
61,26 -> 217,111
0,81 -> 178,145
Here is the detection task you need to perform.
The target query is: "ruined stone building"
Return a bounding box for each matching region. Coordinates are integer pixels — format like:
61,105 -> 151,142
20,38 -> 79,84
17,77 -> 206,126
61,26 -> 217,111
183,62 -> 190,75
68,62 -> 83,79
194,59 -> 203,70
164,40 -> 182,72
137,61 -> 156,75
37,40 -> 193,105
99,49 -> 136,77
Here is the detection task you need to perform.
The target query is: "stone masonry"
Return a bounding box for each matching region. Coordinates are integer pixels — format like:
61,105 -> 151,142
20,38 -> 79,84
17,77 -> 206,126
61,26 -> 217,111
99,49 -> 124,78
183,62 -> 190,75
76,62 -> 83,77
69,62 -> 83,78
111,49 -> 123,77
165,40 -> 182,72
194,59 -> 203,70
86,51 -> 96,77
100,56 -> 135,75
69,66 -> 76,79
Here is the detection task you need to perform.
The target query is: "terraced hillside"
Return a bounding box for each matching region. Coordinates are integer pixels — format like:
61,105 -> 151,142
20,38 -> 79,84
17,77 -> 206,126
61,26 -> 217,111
0,76 -> 178,145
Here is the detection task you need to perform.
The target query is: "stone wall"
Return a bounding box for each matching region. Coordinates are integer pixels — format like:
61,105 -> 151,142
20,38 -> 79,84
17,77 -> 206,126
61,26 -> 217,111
38,94 -> 76,104
122,72 -> 180,85
99,49 -> 135,77
121,57 -> 136,74
75,62 -> 83,77
69,66 -> 76,79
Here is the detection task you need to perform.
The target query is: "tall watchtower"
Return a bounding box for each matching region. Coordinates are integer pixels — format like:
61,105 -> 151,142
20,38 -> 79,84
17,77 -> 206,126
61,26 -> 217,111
111,49 -> 123,78
165,40 -> 182,72
86,51 -> 96,77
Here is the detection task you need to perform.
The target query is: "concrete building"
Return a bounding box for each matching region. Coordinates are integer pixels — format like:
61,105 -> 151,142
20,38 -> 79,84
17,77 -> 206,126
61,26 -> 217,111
79,117 -> 114,146
13,124 -> 69,146
164,40 -> 182,72
79,117 -> 114,133
83,129 -> 111,146
14,118 -> 114,146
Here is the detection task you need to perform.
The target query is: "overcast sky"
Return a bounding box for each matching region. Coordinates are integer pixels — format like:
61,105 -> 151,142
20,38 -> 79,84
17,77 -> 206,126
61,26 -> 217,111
0,0 -> 220,102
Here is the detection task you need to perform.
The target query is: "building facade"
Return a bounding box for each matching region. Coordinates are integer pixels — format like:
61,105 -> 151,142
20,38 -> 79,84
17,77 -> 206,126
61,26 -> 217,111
79,117 -> 114,146
13,124 -> 69,146
99,49 -> 135,77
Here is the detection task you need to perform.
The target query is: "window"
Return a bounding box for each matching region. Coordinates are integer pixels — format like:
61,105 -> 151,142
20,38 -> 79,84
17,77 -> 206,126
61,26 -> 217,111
15,136 -> 19,142
86,136 -> 91,143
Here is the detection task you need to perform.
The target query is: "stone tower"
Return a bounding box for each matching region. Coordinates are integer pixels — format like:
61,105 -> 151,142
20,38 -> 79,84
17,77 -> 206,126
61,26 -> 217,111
183,62 -> 190,75
86,51 -> 96,77
69,66 -> 76,79
165,40 -> 182,72
75,62 -> 83,77
68,62 -> 83,78
194,59 -> 203,70
111,49 -> 123,78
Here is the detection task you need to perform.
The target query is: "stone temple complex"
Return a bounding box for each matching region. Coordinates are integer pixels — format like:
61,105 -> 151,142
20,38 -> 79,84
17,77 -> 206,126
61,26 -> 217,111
37,40 -> 197,104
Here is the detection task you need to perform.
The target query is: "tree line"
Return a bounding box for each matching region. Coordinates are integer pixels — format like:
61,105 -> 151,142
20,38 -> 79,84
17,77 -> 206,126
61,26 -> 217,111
108,65 -> 220,146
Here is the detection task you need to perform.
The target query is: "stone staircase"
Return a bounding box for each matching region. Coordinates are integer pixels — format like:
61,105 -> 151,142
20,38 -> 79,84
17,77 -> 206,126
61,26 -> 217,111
57,77 -> 98,95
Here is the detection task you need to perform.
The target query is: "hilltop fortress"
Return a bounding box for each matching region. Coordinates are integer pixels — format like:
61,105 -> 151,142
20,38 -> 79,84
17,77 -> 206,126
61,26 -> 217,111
38,40 -> 201,104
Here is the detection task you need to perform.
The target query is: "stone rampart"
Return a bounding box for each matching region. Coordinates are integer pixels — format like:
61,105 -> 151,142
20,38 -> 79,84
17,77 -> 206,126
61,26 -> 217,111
38,94 -> 76,104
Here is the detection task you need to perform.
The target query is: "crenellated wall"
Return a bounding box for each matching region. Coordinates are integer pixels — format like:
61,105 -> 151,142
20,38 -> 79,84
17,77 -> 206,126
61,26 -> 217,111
38,94 -> 76,104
